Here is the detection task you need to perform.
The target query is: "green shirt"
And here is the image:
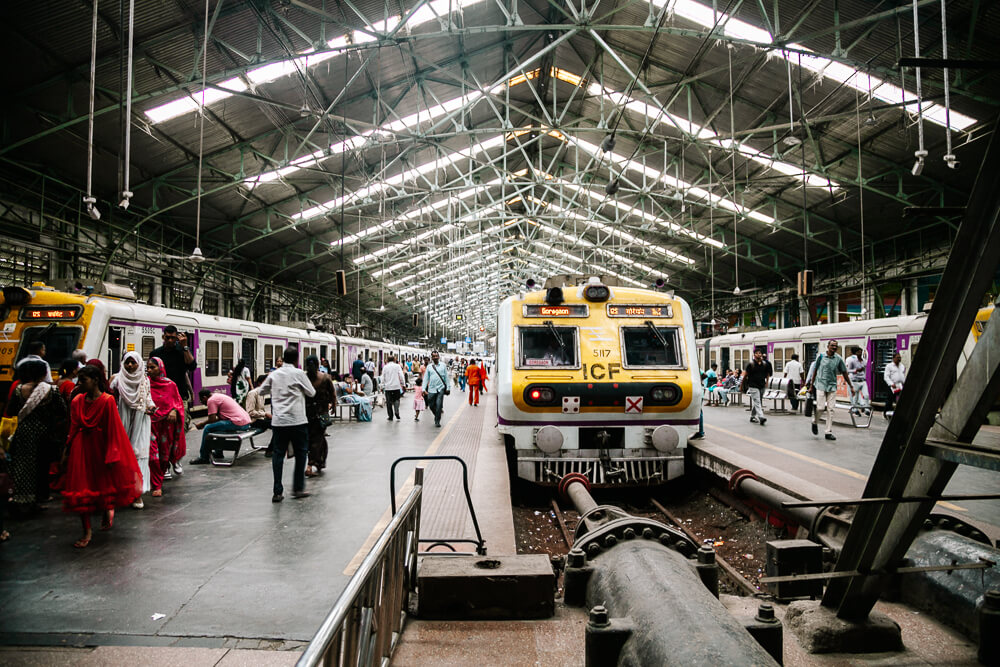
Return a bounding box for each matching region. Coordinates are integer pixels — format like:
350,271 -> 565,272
811,353 -> 846,392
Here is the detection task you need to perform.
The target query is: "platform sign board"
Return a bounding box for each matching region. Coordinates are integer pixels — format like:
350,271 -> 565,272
407,341 -> 420,347
447,342 -> 458,350
465,336 -> 472,343
440,337 -> 447,344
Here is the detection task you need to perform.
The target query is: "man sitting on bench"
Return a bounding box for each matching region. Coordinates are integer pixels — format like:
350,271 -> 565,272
190,388 -> 252,465
245,374 -> 273,456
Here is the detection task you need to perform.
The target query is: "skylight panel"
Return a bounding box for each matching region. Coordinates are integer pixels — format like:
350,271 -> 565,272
144,77 -> 247,124
650,0 -> 976,131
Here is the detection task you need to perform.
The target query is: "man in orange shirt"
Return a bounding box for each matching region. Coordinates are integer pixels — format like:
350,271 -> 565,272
465,360 -> 482,406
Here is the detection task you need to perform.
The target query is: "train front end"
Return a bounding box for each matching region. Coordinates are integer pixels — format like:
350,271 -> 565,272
497,275 -> 701,487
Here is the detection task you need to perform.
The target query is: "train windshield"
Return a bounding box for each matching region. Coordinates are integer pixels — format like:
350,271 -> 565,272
16,325 -> 83,371
519,326 -> 577,367
621,326 -> 682,367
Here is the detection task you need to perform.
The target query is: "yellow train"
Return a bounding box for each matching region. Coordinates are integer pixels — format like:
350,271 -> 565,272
496,275 -> 702,487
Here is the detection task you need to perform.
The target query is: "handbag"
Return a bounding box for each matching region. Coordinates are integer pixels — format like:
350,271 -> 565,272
433,366 -> 451,396
0,415 -> 17,452
803,387 -> 816,418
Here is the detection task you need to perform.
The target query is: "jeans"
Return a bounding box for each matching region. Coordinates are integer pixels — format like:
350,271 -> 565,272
814,388 -> 837,434
458,375 -> 466,391
850,380 -> 869,409
271,424 -> 309,495
747,387 -> 764,421
426,391 -> 445,425
787,380 -> 799,410
199,420 -> 250,459
385,389 -> 402,419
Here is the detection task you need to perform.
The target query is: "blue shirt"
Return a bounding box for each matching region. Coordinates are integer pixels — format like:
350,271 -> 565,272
423,362 -> 451,394
808,353 -> 847,393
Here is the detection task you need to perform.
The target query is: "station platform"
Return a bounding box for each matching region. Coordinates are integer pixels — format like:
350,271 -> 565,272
694,400 -> 1000,540
1,388 -> 994,665
0,389 -> 516,663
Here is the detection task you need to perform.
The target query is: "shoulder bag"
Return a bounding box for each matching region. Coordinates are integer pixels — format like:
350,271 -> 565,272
433,366 -> 451,396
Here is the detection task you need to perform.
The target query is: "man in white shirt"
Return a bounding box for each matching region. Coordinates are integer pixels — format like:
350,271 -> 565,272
259,347 -> 316,502
381,355 -> 406,421
846,347 -> 870,414
783,354 -> 803,410
883,352 -> 906,417
16,340 -> 53,383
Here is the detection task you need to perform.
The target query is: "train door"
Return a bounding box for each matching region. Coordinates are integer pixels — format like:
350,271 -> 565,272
803,342 -> 819,374
754,344 -> 767,359
871,339 -> 896,404
242,338 -> 257,378
107,326 -> 124,374
721,347 -> 730,374
320,344 -> 328,365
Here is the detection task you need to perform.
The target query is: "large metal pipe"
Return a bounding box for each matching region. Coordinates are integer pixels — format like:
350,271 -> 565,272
559,474 -> 778,666
729,469 -> 852,555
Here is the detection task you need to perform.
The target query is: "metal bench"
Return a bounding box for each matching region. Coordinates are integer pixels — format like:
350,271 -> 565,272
763,377 -> 795,413
207,428 -> 265,466
835,398 -> 874,428
333,400 -> 358,422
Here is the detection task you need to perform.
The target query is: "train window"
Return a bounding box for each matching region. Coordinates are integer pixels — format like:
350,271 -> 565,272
621,326 -> 682,368
518,327 -> 578,368
141,336 -> 155,360
733,349 -> 751,371
205,340 -> 220,377
264,344 -> 274,370
16,326 -> 82,371
221,341 -> 235,374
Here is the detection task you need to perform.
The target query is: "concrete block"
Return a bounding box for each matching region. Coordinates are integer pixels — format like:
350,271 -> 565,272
784,600 -> 902,654
417,554 -> 555,620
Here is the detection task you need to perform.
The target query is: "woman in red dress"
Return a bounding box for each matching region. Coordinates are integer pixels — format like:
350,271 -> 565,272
62,364 -> 142,548
147,357 -> 185,497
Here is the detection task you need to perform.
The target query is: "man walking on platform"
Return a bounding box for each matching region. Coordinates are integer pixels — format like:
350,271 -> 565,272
741,350 -> 772,426
423,351 -> 451,427
465,359 -> 482,406
259,347 -> 316,502
806,340 -> 855,441
352,354 -> 365,383
381,355 -> 406,421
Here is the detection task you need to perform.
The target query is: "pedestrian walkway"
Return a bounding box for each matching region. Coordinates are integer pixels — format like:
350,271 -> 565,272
0,389 -> 512,657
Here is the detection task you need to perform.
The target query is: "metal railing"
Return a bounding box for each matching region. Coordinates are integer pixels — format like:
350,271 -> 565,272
297,468 -> 423,667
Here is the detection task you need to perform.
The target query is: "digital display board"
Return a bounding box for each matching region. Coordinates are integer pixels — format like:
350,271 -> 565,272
523,304 -> 589,318
607,304 -> 673,318
19,306 -> 83,322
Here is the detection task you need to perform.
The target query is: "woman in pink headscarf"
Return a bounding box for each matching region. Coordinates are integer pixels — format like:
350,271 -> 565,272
147,357 -> 185,498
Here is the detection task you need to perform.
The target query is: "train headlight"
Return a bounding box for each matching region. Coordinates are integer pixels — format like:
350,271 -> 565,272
583,277 -> 610,302
650,385 -> 679,403
535,425 -> 564,453
525,386 -> 556,405
650,425 -> 679,453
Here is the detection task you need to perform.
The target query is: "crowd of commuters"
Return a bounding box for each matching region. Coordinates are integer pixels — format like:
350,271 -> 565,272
701,339 -> 907,440
0,334 -> 488,545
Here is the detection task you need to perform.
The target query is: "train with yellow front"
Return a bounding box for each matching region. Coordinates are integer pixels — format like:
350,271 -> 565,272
496,275 -> 702,487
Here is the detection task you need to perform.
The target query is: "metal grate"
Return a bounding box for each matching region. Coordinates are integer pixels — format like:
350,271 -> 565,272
531,457 -> 671,486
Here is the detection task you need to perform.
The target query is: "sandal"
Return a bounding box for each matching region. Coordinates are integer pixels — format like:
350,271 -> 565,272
151,489 -> 163,497
100,510 -> 114,531
73,535 -> 91,548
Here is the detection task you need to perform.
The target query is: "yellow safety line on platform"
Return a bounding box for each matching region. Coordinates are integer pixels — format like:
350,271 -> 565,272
343,401 -> 469,575
706,424 -> 967,513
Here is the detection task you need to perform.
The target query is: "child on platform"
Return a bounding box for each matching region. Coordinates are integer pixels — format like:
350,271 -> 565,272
412,377 -> 425,422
